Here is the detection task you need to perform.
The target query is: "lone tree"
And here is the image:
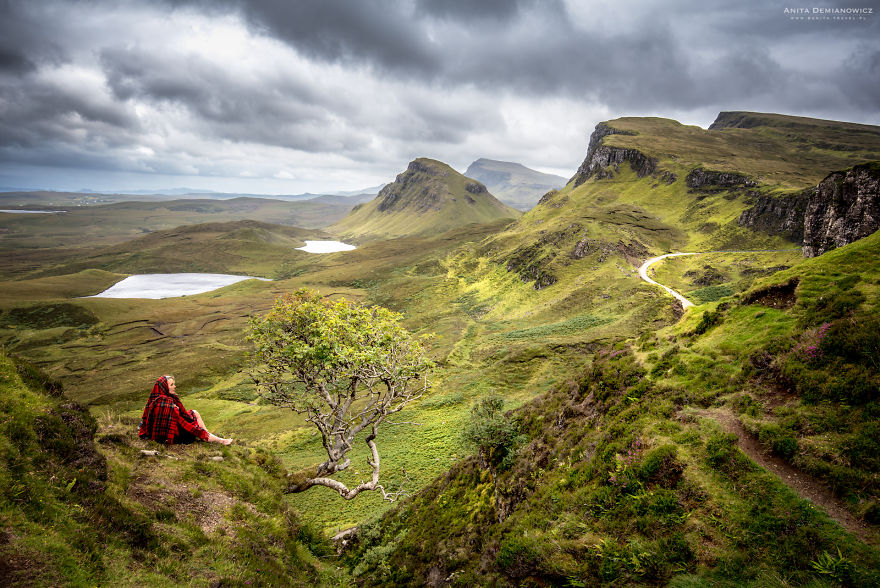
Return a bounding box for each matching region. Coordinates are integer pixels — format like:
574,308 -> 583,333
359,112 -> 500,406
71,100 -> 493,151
248,289 -> 432,500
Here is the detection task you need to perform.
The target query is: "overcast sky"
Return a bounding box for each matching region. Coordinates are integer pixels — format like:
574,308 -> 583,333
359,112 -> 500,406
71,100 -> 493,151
1,0 -> 878,194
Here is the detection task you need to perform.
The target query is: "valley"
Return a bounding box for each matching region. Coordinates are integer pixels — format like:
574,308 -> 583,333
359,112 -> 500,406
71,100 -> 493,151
2,112 -> 880,586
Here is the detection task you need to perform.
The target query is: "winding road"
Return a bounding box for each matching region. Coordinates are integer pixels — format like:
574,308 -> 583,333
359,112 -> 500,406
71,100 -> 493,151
637,249 -> 801,309
638,253 -> 699,308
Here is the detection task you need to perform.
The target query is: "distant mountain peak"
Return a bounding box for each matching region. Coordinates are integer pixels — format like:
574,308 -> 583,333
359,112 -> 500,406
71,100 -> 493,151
464,158 -> 567,211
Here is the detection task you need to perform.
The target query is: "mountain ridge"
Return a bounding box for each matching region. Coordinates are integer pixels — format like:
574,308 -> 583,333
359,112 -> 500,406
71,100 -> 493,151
331,157 -> 520,239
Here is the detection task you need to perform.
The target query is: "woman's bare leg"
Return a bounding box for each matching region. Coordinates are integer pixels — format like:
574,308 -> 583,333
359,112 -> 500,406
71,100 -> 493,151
191,409 -> 207,429
192,410 -> 232,445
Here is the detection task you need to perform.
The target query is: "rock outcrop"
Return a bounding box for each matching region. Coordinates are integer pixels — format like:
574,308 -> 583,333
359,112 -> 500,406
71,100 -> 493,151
377,159 -> 448,213
686,168 -> 757,191
738,190 -> 811,243
332,157 -> 520,238
802,162 -> 880,257
737,161 -> 880,256
570,123 -> 656,187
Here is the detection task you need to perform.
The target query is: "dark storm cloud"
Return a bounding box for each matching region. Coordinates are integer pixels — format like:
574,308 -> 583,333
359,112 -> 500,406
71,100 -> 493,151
415,0 -> 538,21
100,46 -> 329,126
0,1 -> 58,73
1,0 -> 879,191
96,41 -> 486,153
184,0 -> 879,114
189,0 -> 442,74
838,45 -> 880,109
0,71 -> 139,150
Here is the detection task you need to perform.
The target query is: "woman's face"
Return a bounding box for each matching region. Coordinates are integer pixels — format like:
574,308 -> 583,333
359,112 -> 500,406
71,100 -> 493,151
167,378 -> 176,393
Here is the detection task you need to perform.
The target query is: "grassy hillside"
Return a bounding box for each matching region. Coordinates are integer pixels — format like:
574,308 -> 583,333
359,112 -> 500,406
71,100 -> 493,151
449,113 -> 880,329
604,113 -> 880,190
0,220 -> 515,409
463,158 -> 567,211
331,158 -> 520,239
343,230 -> 880,587
0,351 -> 343,586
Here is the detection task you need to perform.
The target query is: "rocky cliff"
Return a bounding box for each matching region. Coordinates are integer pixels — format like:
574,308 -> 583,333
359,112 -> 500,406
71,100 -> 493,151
686,168 -> 757,191
738,190 -> 811,243
569,123 -> 656,187
802,162 -> 880,257
738,162 -> 880,256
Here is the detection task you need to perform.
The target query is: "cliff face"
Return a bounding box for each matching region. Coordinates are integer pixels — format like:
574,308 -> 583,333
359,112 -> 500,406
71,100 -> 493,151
377,159 -> 448,214
569,123 -> 655,187
738,162 -> 880,256
686,169 -> 757,191
802,162 -> 880,257
738,190 -> 811,243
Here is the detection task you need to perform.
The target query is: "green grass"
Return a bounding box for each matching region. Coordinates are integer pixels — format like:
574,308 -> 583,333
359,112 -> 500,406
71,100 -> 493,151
0,196 -> 352,251
603,113 -> 880,189
344,351 -> 880,586
0,351 -> 345,585
648,250 -> 804,305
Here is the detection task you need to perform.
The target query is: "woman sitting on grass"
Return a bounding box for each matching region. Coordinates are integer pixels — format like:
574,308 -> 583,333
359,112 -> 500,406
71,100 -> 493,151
138,375 -> 232,445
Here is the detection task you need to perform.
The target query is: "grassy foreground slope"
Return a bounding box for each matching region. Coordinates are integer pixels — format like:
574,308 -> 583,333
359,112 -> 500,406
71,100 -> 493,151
0,351 -> 345,586
331,158 -> 520,239
344,228 -> 880,588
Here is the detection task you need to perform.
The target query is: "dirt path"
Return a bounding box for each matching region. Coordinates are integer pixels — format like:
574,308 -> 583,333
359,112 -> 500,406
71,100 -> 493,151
700,408 -> 877,545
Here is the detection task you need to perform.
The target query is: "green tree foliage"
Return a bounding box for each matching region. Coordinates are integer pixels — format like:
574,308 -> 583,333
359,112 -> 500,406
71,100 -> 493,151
248,289 -> 433,500
461,395 -> 524,469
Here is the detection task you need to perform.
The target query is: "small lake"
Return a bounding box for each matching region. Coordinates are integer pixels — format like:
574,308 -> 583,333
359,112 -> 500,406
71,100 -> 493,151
90,273 -> 271,299
296,240 -> 356,253
0,209 -> 67,214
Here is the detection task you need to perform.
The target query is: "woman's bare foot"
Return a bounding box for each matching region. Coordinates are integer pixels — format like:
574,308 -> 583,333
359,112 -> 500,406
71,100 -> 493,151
208,433 -> 233,445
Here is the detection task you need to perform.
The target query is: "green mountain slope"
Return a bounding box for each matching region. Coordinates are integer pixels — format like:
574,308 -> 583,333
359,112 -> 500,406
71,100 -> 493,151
0,352 -> 341,585
457,113 -> 880,318
343,228 -> 880,587
330,158 -> 520,239
463,158 -> 567,211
